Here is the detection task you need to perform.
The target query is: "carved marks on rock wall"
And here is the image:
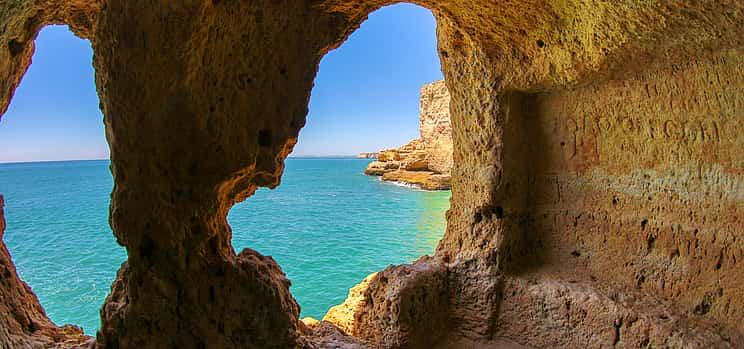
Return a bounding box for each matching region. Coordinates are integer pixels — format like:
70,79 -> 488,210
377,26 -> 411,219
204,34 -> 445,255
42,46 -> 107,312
512,50 -> 743,333
532,51 -> 742,203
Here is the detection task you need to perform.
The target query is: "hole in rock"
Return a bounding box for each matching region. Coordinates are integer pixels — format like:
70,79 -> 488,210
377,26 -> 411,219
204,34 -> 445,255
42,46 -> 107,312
474,211 -> 483,223
8,39 -> 24,56
647,234 -> 656,250
228,3 -> 451,321
0,25 -> 124,335
494,206 -> 505,219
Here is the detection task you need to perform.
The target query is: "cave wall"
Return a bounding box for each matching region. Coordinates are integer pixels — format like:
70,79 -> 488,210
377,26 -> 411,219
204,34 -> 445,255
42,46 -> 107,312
484,49 -> 743,347
0,0 -> 742,348
419,80 -> 452,174
515,49 -> 743,331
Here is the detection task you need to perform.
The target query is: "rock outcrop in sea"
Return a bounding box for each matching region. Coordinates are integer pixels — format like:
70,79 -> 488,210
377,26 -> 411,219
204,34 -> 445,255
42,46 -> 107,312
364,80 -> 453,190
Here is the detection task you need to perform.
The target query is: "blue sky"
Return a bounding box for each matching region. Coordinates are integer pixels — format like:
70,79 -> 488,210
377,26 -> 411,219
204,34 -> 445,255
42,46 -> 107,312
0,3 -> 442,162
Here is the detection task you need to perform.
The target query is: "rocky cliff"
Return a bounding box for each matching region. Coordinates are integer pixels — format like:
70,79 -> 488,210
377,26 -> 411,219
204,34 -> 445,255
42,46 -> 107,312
0,1 -> 742,348
418,79 -> 452,174
365,80 -> 453,190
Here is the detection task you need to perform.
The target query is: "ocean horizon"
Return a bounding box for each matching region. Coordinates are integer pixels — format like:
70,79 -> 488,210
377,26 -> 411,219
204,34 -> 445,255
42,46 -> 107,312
0,154 -> 380,165
0,158 -> 449,334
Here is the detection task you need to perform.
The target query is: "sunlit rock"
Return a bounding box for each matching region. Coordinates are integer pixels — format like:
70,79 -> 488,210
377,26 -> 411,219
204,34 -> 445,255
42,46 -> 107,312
364,81 -> 453,190
0,0 -> 742,348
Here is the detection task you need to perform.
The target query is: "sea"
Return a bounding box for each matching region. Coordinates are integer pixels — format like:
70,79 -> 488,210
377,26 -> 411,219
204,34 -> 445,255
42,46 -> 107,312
0,158 -> 450,334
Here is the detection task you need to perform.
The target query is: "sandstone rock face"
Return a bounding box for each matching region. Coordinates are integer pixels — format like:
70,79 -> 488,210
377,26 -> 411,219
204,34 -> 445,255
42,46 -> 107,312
418,80 -> 452,174
323,272 -> 379,336
381,170 -> 451,191
364,81 -> 453,190
324,257 -> 450,348
301,320 -> 370,349
0,1 -> 742,348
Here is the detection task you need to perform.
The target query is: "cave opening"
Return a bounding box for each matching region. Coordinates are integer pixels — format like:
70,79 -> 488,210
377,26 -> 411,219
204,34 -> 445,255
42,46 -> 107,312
0,1 -> 740,347
227,3 -> 452,321
0,25 -> 123,335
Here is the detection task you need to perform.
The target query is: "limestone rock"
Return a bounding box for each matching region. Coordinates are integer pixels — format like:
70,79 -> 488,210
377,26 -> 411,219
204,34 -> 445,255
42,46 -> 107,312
364,81 -> 453,190
323,257 -> 449,349
323,272 -> 379,336
418,80 -> 453,174
301,321 -> 371,349
381,170 -> 451,190
492,272 -> 744,348
0,0 -> 742,348
300,317 -> 321,329
381,170 -> 432,186
422,174 -> 451,191
364,160 -> 401,176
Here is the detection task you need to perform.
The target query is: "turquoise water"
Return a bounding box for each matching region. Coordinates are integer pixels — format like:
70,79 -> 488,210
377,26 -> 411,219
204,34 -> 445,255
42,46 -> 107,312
0,158 -> 450,334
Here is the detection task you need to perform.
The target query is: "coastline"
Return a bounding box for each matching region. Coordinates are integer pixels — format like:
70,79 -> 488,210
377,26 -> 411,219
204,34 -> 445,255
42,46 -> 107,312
375,176 -> 450,192
0,157 -> 373,166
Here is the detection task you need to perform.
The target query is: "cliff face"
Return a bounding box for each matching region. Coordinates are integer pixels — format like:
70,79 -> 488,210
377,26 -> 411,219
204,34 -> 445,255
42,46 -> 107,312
365,80 -> 453,190
0,1 -> 742,348
418,80 -> 452,174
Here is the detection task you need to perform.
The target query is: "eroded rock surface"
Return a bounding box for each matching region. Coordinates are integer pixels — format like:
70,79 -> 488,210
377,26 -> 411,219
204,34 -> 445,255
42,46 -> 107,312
0,0 -> 742,348
364,80 -> 453,190
324,257 -> 449,348
417,80 -> 452,174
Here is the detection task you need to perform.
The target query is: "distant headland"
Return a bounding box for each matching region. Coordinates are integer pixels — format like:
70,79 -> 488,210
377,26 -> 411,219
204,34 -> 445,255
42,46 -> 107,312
356,152 -> 378,159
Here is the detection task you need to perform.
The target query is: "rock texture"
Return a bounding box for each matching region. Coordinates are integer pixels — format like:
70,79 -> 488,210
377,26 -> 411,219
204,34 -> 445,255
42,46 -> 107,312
0,196 -> 92,348
381,170 -> 451,191
417,80 -> 452,174
0,1 -> 742,348
364,80 -> 453,189
324,257 -> 450,348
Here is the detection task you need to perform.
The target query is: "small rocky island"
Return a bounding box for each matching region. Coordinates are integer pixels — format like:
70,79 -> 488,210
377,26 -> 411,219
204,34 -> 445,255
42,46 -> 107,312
363,80 -> 452,190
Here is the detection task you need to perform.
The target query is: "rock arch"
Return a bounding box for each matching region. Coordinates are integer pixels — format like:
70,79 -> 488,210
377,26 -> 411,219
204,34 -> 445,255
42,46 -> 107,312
0,0 -> 742,348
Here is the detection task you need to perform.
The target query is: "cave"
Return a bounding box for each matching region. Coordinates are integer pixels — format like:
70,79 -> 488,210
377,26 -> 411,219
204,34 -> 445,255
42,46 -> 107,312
0,1 -> 742,348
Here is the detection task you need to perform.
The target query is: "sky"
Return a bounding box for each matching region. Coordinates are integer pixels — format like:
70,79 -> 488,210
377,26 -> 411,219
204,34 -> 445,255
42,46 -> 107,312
0,3 -> 443,162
